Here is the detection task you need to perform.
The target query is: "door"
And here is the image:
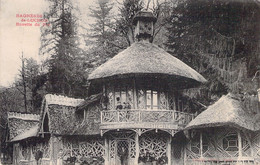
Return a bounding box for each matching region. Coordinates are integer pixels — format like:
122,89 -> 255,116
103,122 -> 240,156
116,140 -> 129,165
109,138 -> 136,165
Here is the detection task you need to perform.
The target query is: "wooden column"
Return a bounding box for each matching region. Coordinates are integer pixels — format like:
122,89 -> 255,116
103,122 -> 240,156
50,136 -> 54,165
135,133 -> 140,165
133,78 -> 137,109
183,142 -> 187,165
199,131 -> 204,159
105,137 -> 109,165
167,135 -> 172,165
242,130 -> 254,157
238,130 -> 242,158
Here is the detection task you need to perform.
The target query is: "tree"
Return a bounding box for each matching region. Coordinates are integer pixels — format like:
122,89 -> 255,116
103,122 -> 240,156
83,0 -> 127,75
88,0 -> 114,45
14,55 -> 44,113
116,0 -> 145,45
40,0 -> 86,97
115,0 -> 175,47
166,0 -> 260,105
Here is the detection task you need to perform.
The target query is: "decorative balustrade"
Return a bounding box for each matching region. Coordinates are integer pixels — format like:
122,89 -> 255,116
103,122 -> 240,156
186,157 -> 255,165
101,109 -> 195,126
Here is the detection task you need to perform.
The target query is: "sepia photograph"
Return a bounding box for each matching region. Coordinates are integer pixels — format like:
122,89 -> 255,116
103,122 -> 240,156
0,0 -> 259,164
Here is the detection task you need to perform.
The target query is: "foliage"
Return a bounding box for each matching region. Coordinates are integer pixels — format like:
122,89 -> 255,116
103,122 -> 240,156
0,86 -> 24,158
166,0 -> 260,105
116,0 -> 145,45
83,0 -> 128,76
15,56 -> 45,113
115,0 -> 172,46
40,0 -> 86,97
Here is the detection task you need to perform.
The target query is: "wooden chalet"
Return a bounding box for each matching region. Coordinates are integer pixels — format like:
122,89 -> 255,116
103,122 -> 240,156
5,11 -> 260,165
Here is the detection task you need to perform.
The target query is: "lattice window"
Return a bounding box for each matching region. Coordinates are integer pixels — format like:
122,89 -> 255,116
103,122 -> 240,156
251,133 -> 260,158
129,139 -> 136,158
29,140 -> 50,159
190,133 -> 209,155
221,131 -> 250,157
109,132 -> 136,159
186,132 -> 211,160
168,94 -> 175,110
80,140 -> 105,157
62,139 -> 73,158
32,143 -> 40,157
110,140 -> 116,158
242,134 -> 250,157
42,141 -> 50,158
190,141 -> 200,155
117,140 -> 129,158
223,133 -> 238,152
186,128 -> 252,161
137,89 -> 146,109
62,138 -> 105,159
20,144 -> 30,160
107,86 -> 114,110
159,92 -> 168,109
127,87 -> 134,109
139,133 -> 167,159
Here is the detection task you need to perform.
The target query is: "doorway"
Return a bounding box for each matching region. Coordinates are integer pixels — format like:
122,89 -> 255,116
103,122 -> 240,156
117,140 -> 129,165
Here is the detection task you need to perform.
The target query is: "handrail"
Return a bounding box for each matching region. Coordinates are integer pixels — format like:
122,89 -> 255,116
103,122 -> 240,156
101,109 -> 195,125
188,157 -> 255,162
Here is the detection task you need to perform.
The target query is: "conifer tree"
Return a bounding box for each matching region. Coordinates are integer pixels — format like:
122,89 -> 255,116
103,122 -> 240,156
84,0 -> 127,74
40,0 -> 86,97
166,0 -> 260,105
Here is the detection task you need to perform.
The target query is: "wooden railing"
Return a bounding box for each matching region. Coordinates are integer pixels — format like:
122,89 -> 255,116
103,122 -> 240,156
101,109 -> 195,126
186,157 -> 255,165
19,159 -> 51,165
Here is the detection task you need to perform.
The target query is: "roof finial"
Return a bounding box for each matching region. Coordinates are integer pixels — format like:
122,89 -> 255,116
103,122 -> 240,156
133,11 -> 157,43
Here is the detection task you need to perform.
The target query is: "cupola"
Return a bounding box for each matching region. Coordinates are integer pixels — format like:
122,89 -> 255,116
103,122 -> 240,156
133,11 -> 157,42
88,11 -> 206,88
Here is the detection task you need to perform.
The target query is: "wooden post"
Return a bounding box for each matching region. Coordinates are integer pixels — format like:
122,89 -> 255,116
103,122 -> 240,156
133,78 -> 137,109
105,137 -> 109,165
101,111 -> 103,123
117,111 -> 120,122
48,135 -> 54,165
183,141 -> 187,165
167,135 -> 172,165
200,131 -> 203,158
238,130 -> 242,158
242,130 -> 254,156
135,133 -> 140,165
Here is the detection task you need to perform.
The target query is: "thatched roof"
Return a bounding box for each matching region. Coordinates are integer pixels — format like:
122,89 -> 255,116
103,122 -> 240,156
133,11 -> 157,24
88,41 -> 207,85
8,112 -> 40,142
39,94 -> 100,136
185,93 -> 260,131
76,93 -> 102,111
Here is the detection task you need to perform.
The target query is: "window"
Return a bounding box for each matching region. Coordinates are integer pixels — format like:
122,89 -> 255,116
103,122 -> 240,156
114,86 -> 133,110
190,132 -> 209,156
146,90 -> 158,109
223,133 -> 238,152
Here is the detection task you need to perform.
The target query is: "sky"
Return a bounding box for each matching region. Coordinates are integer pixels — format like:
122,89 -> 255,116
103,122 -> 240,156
0,0 -> 152,87
0,0 -> 48,87
0,0 -> 96,87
